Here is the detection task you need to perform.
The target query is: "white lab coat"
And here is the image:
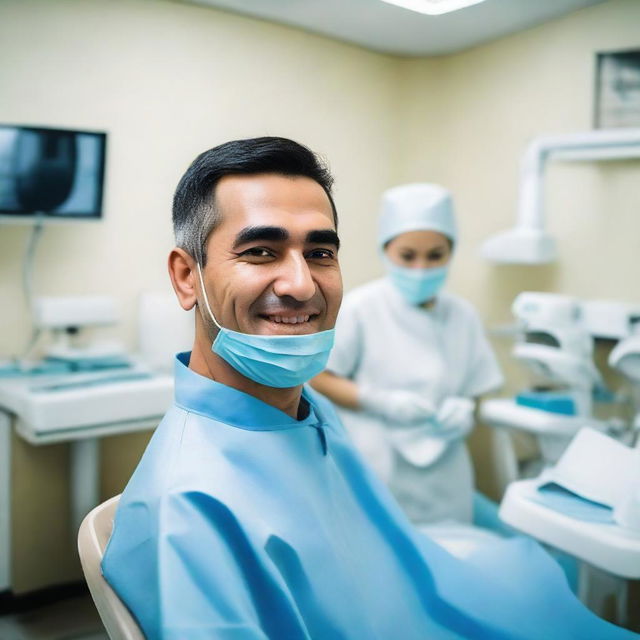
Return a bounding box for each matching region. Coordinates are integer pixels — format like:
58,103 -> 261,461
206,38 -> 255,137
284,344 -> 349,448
326,278 -> 503,525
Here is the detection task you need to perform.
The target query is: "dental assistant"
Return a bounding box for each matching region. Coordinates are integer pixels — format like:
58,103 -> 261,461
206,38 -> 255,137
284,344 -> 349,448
101,141 -> 635,639
312,183 -> 504,525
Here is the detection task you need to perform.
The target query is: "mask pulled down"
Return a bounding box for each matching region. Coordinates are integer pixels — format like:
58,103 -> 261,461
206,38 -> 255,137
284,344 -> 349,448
196,264 -> 335,388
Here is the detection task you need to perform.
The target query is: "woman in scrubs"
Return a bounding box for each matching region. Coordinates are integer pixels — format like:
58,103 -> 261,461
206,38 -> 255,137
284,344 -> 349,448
311,183 -> 503,525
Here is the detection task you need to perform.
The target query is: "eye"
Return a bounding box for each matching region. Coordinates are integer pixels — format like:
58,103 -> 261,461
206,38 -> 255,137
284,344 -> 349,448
428,242 -> 451,261
400,252 -> 415,262
237,247 -> 276,260
307,248 -> 335,261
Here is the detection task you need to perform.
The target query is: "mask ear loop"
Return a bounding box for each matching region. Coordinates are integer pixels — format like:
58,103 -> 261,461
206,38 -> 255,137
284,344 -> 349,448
195,263 -> 223,331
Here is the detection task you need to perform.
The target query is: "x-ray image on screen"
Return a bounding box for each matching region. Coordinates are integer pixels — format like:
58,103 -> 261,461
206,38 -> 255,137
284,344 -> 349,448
0,125 -> 106,219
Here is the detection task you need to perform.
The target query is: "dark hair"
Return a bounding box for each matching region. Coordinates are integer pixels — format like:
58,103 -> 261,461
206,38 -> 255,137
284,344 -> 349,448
172,136 -> 337,264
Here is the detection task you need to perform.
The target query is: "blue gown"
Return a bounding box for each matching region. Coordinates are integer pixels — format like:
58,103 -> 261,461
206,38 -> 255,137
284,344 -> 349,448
102,352 -> 636,639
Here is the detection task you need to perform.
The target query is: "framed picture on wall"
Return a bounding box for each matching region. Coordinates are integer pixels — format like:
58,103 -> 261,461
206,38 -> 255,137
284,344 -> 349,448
594,48 -> 640,128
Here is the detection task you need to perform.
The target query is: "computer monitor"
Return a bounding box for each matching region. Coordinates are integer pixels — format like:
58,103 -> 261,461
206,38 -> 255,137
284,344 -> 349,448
0,125 -> 107,222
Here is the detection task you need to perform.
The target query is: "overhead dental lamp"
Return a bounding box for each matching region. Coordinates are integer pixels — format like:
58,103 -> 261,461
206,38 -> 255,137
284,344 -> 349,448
482,128 -> 640,264
481,228 -> 556,265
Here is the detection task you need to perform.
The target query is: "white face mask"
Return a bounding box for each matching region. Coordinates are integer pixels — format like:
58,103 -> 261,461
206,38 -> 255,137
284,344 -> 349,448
196,264 -> 335,388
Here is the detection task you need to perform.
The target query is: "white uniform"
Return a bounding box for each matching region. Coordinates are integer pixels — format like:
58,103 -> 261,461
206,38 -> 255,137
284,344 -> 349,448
326,278 -> 503,525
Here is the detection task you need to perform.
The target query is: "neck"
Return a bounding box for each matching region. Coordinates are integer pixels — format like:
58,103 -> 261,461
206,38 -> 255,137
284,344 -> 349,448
421,297 -> 437,309
189,330 -> 304,419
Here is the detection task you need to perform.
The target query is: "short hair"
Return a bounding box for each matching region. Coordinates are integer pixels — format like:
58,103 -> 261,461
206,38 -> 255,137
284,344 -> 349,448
172,137 -> 337,265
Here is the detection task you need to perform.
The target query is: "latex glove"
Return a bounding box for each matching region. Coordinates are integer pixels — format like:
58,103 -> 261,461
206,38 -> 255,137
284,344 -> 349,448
435,396 -> 475,439
358,385 -> 436,425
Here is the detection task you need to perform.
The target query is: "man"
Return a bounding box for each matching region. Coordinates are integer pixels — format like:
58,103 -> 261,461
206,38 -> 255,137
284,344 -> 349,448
102,137 -> 634,639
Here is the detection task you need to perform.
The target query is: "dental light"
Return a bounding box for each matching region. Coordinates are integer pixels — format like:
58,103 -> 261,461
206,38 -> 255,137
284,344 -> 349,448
482,128 -> 640,264
379,0 -> 485,16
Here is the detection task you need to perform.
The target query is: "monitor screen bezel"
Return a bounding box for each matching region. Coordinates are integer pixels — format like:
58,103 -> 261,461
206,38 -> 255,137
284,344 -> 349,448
0,124 -> 107,222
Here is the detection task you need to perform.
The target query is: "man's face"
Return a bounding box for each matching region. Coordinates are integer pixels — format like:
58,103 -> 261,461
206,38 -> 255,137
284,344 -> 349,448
201,173 -> 342,336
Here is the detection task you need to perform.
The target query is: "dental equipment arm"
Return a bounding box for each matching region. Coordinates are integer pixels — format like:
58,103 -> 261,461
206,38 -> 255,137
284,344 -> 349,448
482,128 -> 640,264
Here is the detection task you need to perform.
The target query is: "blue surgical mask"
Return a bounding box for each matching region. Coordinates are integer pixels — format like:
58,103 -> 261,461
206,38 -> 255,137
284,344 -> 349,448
383,256 -> 448,305
196,264 -> 335,388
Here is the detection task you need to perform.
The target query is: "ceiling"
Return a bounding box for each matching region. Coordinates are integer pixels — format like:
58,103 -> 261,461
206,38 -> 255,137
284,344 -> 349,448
177,0 -> 606,57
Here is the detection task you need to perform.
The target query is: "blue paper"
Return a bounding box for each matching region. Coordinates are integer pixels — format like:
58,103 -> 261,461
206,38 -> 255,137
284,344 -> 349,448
533,482 -> 615,524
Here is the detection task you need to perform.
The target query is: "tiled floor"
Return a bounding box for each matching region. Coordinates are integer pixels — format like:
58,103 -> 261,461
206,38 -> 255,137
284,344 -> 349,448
0,593 -> 107,640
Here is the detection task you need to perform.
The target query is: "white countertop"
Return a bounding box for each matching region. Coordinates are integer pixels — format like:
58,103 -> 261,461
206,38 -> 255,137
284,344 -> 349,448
500,478 -> 640,579
0,367 -> 173,443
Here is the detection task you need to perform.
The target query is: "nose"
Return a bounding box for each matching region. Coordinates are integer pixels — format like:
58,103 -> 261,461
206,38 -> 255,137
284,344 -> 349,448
272,252 -> 316,302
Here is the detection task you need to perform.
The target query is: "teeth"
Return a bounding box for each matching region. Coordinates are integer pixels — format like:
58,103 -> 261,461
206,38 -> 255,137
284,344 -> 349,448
269,315 -> 312,324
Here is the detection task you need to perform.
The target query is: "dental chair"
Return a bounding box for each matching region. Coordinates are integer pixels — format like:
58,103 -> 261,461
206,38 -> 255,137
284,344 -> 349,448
418,492 -> 511,559
77,495 -> 145,640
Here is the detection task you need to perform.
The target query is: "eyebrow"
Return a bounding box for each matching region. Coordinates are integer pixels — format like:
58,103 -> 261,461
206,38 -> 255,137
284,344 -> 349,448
233,226 -> 340,250
306,229 -> 340,250
233,226 -> 288,249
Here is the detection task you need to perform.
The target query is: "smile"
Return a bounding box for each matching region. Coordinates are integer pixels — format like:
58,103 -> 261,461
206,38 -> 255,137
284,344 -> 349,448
265,314 -> 314,324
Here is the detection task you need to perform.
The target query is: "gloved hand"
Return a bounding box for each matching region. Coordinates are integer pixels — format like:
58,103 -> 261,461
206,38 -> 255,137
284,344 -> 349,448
358,385 -> 436,425
435,396 -> 475,439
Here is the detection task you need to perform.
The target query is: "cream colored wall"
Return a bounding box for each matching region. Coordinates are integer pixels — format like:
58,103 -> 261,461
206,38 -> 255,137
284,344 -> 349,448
0,0 -> 401,591
397,0 -> 640,499
2,0 -> 640,593
398,0 -> 640,328
0,0 -> 401,357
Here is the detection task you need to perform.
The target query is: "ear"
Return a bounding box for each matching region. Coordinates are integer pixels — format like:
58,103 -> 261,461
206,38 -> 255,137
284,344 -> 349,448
168,248 -> 198,311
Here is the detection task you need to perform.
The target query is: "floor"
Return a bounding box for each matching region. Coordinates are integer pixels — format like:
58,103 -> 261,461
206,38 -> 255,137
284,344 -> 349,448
0,593 -> 107,640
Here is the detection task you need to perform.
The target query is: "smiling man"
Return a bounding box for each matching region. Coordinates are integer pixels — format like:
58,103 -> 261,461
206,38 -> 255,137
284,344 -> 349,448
101,138 -> 635,640
182,170 -> 342,417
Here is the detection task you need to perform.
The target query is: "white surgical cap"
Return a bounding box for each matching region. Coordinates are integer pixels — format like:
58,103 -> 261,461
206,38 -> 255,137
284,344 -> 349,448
378,183 -> 457,248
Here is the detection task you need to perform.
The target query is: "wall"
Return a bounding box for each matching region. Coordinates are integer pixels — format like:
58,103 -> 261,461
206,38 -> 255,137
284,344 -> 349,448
0,0 -> 402,353
0,0 -> 401,592
398,0 -> 640,332
396,0 -> 640,498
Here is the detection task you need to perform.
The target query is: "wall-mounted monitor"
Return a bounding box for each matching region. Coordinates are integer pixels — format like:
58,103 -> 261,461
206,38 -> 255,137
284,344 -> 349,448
0,125 -> 107,222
